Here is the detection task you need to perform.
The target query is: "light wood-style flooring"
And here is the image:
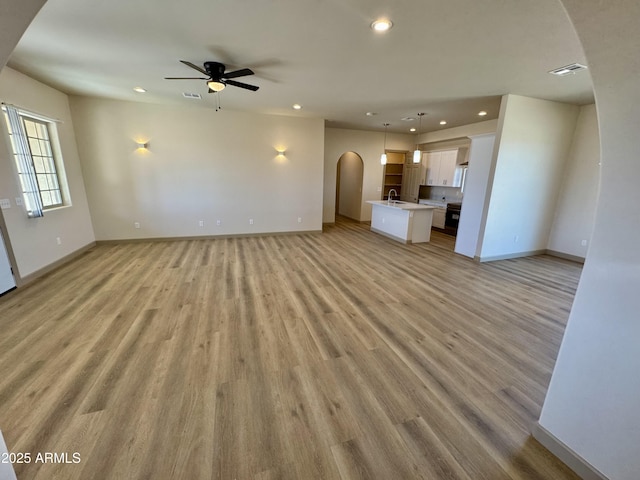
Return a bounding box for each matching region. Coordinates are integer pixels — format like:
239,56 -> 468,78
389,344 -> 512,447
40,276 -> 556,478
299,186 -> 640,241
0,218 -> 582,479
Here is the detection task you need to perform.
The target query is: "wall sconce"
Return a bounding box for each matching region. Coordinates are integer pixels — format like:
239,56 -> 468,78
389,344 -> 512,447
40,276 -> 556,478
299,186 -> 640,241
274,145 -> 287,159
136,141 -> 149,150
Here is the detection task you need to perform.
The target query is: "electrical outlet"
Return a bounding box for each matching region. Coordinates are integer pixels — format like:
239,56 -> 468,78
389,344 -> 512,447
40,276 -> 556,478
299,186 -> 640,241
377,186 -> 382,192
199,220 -> 204,227
581,239 -> 588,246
249,218 -> 254,225
134,222 -> 140,229
56,237 -> 62,245
216,220 -> 221,226
514,235 -> 519,243
297,217 -> 302,223
0,199 -> 10,210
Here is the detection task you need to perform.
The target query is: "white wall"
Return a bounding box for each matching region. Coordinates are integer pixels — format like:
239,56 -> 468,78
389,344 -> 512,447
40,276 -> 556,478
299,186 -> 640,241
478,95 -> 579,261
547,104 -> 599,258
455,134 -> 496,258
419,119 -> 498,144
70,96 -> 324,240
539,2 -> 640,479
0,0 -> 45,71
324,128 -> 414,223
0,67 -> 95,278
337,152 -> 363,221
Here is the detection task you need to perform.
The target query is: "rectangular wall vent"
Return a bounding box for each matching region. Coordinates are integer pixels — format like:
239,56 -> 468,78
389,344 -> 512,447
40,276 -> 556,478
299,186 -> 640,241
549,63 -> 588,76
182,92 -> 202,99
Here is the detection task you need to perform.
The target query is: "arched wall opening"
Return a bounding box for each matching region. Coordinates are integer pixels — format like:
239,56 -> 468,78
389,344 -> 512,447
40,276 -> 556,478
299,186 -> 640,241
335,151 -> 364,221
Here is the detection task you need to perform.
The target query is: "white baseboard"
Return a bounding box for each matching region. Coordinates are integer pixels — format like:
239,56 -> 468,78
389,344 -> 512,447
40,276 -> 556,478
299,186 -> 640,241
545,249 -> 586,264
18,241 -> 96,287
532,422 -> 608,480
478,249 -> 547,262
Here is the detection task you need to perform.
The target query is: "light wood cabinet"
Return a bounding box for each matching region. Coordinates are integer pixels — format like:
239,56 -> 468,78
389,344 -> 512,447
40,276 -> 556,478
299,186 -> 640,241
401,164 -> 421,203
382,163 -> 403,200
424,149 -> 464,187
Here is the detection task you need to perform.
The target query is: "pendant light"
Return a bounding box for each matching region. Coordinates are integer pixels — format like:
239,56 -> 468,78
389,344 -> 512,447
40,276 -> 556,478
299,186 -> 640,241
380,123 -> 390,165
413,112 -> 424,163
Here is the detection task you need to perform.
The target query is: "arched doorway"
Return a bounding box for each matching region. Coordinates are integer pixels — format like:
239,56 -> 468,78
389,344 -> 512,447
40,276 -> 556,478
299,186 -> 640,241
335,152 -> 364,221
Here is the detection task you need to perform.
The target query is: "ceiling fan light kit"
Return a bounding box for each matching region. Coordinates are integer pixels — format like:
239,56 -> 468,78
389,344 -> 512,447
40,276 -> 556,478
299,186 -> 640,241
207,81 -> 225,92
165,60 -> 259,100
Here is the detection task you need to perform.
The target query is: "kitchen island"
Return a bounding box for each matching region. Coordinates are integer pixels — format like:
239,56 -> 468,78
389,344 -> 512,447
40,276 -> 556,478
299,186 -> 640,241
366,200 -> 437,244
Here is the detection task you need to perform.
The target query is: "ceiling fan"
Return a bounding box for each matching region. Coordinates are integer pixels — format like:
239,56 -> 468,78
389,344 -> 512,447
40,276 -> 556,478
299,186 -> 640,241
165,60 -> 259,93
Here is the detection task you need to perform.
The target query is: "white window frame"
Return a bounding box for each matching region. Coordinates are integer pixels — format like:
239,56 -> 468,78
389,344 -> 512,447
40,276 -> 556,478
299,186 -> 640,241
2,105 -> 71,215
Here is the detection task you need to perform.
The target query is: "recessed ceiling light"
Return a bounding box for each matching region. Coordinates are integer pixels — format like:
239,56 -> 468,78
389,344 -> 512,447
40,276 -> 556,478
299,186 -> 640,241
478,111 -> 487,116
292,104 -> 302,110
371,19 -> 393,32
440,120 -> 447,125
409,128 -> 416,132
133,87 -> 146,93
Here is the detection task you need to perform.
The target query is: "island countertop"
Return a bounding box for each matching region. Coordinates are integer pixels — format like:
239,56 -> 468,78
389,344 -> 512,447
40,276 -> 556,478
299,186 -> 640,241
367,200 -> 436,243
366,200 -> 437,211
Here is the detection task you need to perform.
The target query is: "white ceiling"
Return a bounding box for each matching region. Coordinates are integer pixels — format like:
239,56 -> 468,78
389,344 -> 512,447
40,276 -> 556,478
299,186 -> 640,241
8,0 -> 594,134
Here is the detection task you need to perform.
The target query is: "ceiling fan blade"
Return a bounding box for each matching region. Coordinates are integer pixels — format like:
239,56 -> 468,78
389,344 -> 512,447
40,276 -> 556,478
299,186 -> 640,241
225,79 -> 259,91
179,60 -> 208,75
164,77 -> 209,80
223,68 -> 254,79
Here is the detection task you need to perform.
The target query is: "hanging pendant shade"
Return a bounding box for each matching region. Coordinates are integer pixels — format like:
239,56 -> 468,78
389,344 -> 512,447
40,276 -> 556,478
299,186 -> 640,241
380,123 -> 390,165
413,113 -> 424,163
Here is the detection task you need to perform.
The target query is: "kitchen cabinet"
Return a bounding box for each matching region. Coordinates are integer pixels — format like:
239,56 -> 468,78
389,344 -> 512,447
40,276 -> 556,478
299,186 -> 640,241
401,163 -> 422,203
432,207 -> 446,229
382,163 -> 403,200
418,200 -> 447,229
367,201 -> 436,243
424,149 -> 464,187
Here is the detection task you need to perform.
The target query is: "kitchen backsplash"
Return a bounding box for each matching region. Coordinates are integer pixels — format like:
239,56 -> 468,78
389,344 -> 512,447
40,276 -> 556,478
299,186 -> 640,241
419,185 -> 463,202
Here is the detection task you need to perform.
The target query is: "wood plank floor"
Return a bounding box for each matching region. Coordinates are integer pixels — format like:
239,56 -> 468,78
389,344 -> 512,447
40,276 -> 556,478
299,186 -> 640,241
0,218 -> 583,479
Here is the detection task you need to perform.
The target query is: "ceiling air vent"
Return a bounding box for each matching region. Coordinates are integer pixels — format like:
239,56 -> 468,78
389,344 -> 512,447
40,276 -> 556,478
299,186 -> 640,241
182,92 -> 202,99
549,63 -> 588,76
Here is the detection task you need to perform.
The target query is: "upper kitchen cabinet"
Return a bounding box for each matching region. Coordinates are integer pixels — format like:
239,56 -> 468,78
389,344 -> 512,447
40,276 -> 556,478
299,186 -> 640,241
424,148 -> 466,187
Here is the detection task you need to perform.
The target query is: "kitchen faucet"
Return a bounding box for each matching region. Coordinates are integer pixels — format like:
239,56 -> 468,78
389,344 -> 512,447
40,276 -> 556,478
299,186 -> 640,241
388,189 -> 397,204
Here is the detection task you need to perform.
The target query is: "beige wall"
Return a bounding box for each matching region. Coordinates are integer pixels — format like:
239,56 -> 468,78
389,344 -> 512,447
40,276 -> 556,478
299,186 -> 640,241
547,104 -> 599,258
70,96 -> 324,240
0,67 -> 95,278
324,128 -> 414,223
337,152 -> 363,221
478,94 -> 580,261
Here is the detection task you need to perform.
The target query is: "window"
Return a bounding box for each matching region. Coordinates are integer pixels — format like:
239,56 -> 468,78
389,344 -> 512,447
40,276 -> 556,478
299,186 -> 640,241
2,104 -> 69,216
18,117 -> 63,208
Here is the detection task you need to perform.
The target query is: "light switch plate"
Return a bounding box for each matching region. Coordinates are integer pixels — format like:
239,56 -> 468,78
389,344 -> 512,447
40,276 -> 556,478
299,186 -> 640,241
0,199 -> 11,210
15,197 -> 23,206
